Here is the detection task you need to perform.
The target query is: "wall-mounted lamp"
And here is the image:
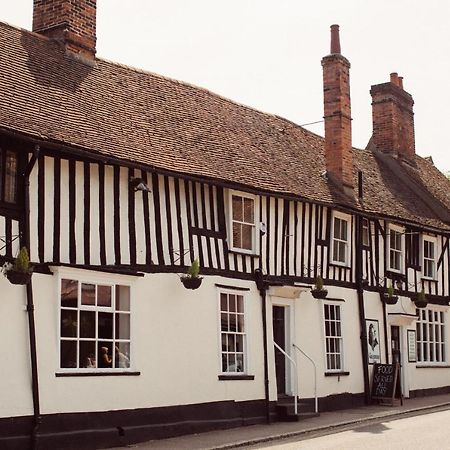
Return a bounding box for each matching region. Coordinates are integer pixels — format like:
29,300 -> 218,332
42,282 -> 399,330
130,177 -> 151,193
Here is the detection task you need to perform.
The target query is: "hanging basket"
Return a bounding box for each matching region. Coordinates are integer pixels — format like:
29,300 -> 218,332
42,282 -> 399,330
413,298 -> 428,309
6,269 -> 33,285
311,288 -> 328,299
382,293 -> 398,305
180,276 -> 203,290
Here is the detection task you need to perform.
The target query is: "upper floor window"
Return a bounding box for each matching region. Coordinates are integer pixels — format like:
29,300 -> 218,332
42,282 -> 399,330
416,308 -> 446,364
324,303 -> 344,372
230,192 -> 256,253
0,148 -> 18,205
388,226 -> 403,272
331,214 -> 350,265
60,278 -> 131,371
219,290 -> 247,374
362,219 -> 370,247
423,237 -> 436,280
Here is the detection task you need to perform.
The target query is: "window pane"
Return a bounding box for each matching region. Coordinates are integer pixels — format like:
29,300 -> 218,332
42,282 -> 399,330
61,310 -> 78,338
221,313 -> 228,332
241,224 -> 253,250
236,296 -> 244,313
243,197 -> 254,223
220,293 -> 227,312
232,195 -> 242,221
60,341 -> 77,368
232,222 -> 241,248
81,283 -> 95,306
79,341 -> 96,368
237,314 -> 245,332
116,286 -> 130,311
98,342 -> 113,368
98,312 -> 113,339
341,220 -> 347,240
4,151 -> 17,203
229,314 -> 237,332
114,342 -> 130,368
61,279 -> 78,307
98,285 -> 112,307
236,335 -> 244,352
229,294 -> 236,312
236,354 -> 244,372
80,311 -> 96,338
115,313 -> 130,339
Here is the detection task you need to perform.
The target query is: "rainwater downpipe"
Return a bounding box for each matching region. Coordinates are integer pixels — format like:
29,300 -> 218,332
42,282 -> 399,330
357,172 -> 370,403
22,145 -> 41,449
254,269 -> 271,423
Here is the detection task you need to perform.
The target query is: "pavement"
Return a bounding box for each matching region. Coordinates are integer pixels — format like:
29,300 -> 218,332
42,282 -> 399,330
113,393 -> 450,449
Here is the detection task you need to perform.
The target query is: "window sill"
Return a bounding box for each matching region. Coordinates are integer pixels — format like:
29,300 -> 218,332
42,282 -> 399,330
415,365 -> 450,369
56,371 -> 141,377
324,371 -> 350,377
329,262 -> 350,269
218,374 -> 255,381
421,277 -> 437,282
228,249 -> 260,257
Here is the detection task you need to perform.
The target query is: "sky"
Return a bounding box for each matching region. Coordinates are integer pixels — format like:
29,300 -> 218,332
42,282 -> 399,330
2,0 -> 450,173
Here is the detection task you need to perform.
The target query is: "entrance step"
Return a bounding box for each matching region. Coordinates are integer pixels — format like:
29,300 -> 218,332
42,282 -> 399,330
276,396 -> 319,422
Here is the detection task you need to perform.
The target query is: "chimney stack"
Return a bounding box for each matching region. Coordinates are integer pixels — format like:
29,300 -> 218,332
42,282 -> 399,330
370,73 -> 415,160
33,0 -> 97,58
322,25 -> 354,194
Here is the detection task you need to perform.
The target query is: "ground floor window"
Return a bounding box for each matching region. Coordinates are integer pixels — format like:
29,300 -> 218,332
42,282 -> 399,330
416,308 -> 446,363
60,279 -> 131,370
219,290 -> 246,373
324,303 -> 344,371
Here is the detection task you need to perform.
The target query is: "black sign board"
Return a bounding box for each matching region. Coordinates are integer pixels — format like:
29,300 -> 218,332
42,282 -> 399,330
371,363 -> 401,403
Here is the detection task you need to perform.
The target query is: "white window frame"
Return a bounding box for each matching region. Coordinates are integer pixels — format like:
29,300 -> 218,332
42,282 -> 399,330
362,218 -> 370,247
422,235 -> 437,280
228,190 -> 258,254
55,268 -> 134,373
323,302 -> 345,373
217,288 -> 248,375
330,212 -> 351,266
387,224 -> 404,273
416,307 -> 446,365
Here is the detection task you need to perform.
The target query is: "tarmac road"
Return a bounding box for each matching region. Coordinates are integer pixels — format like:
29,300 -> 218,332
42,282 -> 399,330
249,408 -> 450,450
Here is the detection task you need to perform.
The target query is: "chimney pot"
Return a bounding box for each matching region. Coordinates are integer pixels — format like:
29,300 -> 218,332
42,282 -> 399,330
330,24 -> 341,54
398,76 -> 404,89
390,72 -> 399,86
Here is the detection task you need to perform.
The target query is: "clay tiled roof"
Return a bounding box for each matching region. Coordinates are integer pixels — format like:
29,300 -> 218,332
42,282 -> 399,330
1,22 -> 449,230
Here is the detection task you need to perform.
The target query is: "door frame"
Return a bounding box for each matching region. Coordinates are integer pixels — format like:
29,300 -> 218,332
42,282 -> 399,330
389,324 -> 410,398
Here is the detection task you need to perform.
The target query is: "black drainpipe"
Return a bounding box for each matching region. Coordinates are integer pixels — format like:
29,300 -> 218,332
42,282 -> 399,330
382,295 -> 390,363
356,172 -> 370,403
22,145 -> 41,449
254,269 -> 271,424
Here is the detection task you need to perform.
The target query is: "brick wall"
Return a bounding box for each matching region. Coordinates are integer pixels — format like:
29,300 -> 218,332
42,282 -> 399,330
33,0 -> 96,57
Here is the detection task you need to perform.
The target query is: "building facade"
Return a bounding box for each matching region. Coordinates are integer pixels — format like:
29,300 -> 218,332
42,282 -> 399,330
0,2 -> 449,449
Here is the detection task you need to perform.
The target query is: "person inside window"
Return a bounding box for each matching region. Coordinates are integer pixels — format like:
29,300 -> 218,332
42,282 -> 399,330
99,346 -> 112,368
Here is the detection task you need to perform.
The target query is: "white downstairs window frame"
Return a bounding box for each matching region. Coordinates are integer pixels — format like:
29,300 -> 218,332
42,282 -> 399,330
323,301 -> 345,373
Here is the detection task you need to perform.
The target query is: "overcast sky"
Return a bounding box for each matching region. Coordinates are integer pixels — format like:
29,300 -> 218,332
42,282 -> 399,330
3,0 -> 450,173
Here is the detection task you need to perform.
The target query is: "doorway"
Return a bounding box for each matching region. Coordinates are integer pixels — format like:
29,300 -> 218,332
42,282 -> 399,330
273,305 -> 287,395
390,325 -> 403,399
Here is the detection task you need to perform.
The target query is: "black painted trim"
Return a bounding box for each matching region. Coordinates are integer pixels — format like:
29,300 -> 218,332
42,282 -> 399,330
128,168 -> 137,266
215,284 -> 251,291
152,173 -> 164,265
37,154 -> 45,263
83,162 -> 91,265
113,165 -> 121,265
68,159 -> 76,264
174,177 -> 184,267
56,371 -> 141,377
163,175 -> 174,265
53,156 -> 61,262
324,371 -> 350,377
142,170 -> 152,266
218,375 -> 255,381
415,365 -> 450,369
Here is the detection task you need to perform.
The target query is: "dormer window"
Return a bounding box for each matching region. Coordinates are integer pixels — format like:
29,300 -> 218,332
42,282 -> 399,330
423,237 -> 436,280
388,226 -> 404,273
0,148 -> 18,205
229,191 -> 256,253
331,213 -> 350,266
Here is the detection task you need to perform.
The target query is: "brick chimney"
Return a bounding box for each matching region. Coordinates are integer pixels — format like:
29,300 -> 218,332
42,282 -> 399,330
370,73 -> 415,160
33,0 -> 97,58
322,25 -> 354,195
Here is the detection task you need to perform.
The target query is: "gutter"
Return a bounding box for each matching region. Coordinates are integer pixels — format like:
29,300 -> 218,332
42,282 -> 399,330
22,145 -> 41,449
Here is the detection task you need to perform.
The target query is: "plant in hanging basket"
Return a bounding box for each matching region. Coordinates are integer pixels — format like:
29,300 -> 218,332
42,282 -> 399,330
382,283 -> 398,305
311,276 -> 328,299
3,247 -> 33,285
180,259 -> 203,290
413,288 -> 428,308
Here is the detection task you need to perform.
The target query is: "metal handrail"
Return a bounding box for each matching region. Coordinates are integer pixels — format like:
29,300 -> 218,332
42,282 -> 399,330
293,343 -> 318,414
273,341 -> 298,415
